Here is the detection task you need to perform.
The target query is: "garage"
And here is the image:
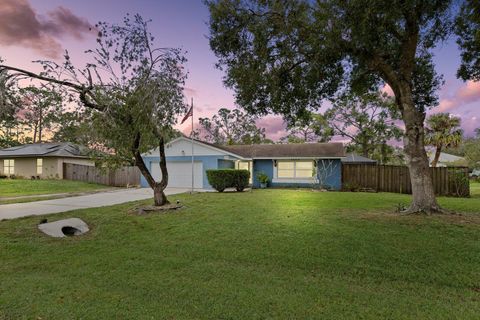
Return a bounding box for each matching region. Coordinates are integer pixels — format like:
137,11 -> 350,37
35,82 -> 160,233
150,161 -> 203,189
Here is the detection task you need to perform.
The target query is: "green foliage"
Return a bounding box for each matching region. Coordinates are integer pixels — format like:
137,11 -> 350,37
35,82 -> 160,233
256,171 -> 269,184
325,91 -> 402,159
342,182 -> 360,192
206,169 -> 250,192
425,113 -> 463,167
18,85 -> 63,143
425,113 -> 463,148
196,108 -> 266,145
450,169 -> 470,197
206,0 -> 450,121
51,111 -> 93,145
455,0 -> 480,81
281,112 -> 333,143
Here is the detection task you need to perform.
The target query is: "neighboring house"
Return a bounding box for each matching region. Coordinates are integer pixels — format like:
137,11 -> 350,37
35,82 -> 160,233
0,143 -> 94,179
427,151 -> 467,167
341,153 -> 377,165
141,137 -> 345,190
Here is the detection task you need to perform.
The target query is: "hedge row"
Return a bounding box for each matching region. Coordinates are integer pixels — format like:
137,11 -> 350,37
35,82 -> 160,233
206,169 -> 250,192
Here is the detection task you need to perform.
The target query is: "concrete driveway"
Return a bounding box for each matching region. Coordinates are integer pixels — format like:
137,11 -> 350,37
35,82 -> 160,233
0,188 -> 193,221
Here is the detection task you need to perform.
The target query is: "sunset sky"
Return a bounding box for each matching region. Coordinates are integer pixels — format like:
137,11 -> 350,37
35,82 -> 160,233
1,0 -> 478,141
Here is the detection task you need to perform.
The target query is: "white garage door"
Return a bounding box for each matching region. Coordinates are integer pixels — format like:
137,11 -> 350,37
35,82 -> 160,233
151,161 -> 203,189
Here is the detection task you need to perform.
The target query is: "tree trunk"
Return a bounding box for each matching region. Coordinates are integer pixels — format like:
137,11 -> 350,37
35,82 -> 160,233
38,108 -> 43,143
132,132 -> 169,207
33,123 -> 38,143
362,138 -> 369,157
155,135 -> 170,206
431,146 -> 442,168
401,98 -> 442,213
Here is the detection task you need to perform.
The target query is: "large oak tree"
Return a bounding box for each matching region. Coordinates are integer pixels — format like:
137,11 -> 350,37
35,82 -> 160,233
206,0 -> 463,213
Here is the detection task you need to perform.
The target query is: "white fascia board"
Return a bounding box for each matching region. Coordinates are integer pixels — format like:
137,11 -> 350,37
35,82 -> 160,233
253,156 -> 345,160
142,136 -> 248,159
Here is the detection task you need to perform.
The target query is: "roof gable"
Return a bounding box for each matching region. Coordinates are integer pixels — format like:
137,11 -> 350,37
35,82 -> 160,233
142,137 -> 245,159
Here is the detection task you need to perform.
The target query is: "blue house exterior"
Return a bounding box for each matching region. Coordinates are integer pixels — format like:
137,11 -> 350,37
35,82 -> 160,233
141,137 -> 345,190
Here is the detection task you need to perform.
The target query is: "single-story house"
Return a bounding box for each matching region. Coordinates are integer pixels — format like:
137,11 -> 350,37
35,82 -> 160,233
341,153 -> 377,165
0,143 -> 93,179
141,137 -> 345,190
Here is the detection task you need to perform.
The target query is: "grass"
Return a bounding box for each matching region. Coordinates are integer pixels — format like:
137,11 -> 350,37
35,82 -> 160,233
470,180 -> 480,198
0,189 -> 479,319
0,179 -> 110,203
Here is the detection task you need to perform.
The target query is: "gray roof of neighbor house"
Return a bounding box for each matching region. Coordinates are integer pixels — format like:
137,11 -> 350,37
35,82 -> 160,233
218,142 -> 345,159
342,153 -> 377,164
427,151 -> 465,164
0,143 -> 89,159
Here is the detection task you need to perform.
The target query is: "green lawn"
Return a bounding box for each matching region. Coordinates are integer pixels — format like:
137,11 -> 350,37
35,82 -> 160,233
1,190 -> 479,319
0,179 -> 109,199
471,181 -> 480,198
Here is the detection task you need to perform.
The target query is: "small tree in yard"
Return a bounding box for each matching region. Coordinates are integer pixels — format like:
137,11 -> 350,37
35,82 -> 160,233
0,15 -> 187,206
425,113 -> 463,167
316,159 -> 339,190
206,0 -> 475,213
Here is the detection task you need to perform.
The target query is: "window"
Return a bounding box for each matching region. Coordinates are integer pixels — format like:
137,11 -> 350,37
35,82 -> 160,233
236,161 -> 252,183
3,159 -> 14,175
277,161 -> 295,178
36,158 -> 43,175
295,161 -> 314,178
236,161 -> 250,171
277,160 -> 314,179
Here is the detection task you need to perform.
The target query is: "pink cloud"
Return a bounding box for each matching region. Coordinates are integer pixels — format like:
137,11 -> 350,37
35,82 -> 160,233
256,116 -> 287,141
436,99 -> 456,112
435,81 -> 480,113
184,87 -> 197,98
460,116 -> 479,137
457,81 -> 480,103
0,0 -> 93,59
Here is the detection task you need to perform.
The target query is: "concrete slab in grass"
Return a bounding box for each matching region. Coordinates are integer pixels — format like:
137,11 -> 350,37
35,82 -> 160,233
38,218 -> 89,238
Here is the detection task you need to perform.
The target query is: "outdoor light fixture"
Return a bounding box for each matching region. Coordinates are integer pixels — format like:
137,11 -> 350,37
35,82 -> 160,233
273,160 -> 277,167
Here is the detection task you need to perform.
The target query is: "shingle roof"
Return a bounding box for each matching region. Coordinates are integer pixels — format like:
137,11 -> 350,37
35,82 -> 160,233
427,152 -> 465,163
217,142 -> 345,158
0,143 -> 89,159
341,153 -> 377,164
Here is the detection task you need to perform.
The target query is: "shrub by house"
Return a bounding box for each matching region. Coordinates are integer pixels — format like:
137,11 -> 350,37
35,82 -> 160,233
206,169 -> 249,192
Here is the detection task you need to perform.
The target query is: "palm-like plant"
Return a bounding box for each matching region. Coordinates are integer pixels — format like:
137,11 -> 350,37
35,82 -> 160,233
425,113 -> 463,167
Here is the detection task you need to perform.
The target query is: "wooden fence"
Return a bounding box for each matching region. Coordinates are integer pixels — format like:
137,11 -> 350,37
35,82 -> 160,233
342,164 -> 470,197
63,163 -> 141,187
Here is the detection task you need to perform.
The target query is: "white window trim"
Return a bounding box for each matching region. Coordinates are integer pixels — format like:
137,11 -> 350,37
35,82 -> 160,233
3,159 -> 15,175
36,158 -> 43,175
273,160 -> 316,183
236,160 -> 253,183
